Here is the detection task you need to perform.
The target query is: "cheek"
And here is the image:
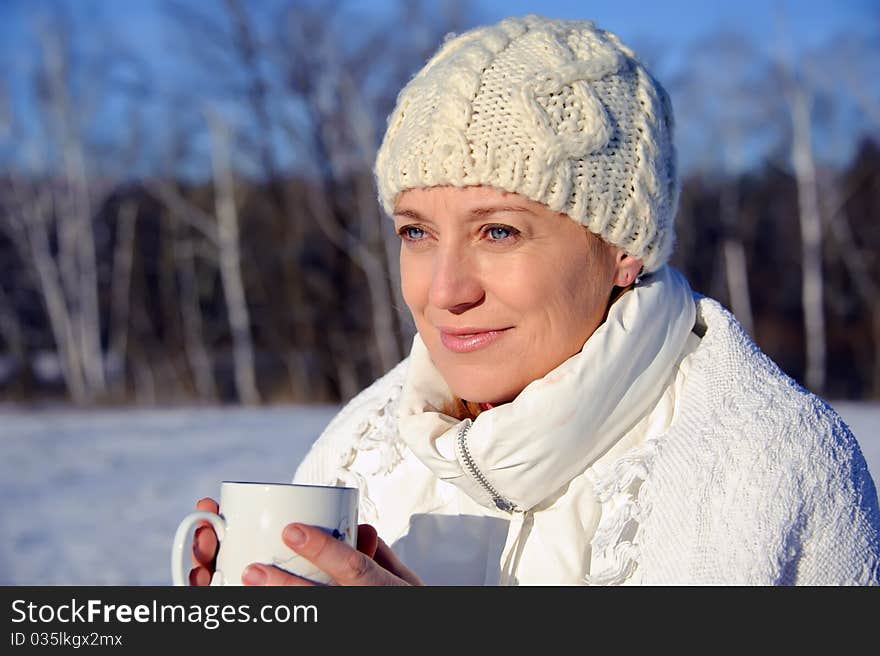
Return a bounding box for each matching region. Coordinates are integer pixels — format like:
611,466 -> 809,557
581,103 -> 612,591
520,252 -> 611,339
400,254 -> 429,312
511,254 -> 583,309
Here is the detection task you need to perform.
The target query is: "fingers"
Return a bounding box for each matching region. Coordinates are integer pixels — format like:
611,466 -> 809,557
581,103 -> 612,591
240,523 -> 418,587
189,565 -> 213,587
355,524 -> 421,585
241,564 -> 317,587
191,497 -> 219,570
279,523 -> 408,586
356,524 -> 378,559
195,497 -> 219,514
240,525 -> 379,586
374,536 -> 424,586
191,526 -> 218,568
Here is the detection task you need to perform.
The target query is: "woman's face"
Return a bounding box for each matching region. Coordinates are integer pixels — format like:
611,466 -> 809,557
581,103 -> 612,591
394,185 -> 639,404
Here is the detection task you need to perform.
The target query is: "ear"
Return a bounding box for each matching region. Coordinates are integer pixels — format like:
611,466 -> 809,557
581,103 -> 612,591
611,250 -> 643,287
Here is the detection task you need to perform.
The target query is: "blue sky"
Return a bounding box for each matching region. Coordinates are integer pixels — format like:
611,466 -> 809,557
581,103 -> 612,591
3,0 -> 874,76
477,0 -> 875,48
1,0 -> 877,177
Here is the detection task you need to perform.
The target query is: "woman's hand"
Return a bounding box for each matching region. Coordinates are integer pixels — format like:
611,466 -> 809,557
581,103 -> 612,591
241,523 -> 424,586
189,497 -> 220,586
187,497 -> 423,586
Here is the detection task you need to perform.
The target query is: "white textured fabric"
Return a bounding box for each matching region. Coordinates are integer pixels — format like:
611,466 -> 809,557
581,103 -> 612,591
374,15 -> 678,272
293,296 -> 880,585
397,265 -> 695,513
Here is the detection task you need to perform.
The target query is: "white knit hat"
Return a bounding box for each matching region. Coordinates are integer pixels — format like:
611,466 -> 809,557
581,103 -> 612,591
374,15 -> 678,273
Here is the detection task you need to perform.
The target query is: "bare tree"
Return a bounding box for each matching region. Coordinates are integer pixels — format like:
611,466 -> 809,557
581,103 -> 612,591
807,27 -> 880,396
144,177 -> 227,402
5,180 -> 88,401
774,12 -> 828,394
669,32 -> 773,335
42,19 -> 109,397
208,112 -> 261,405
152,0 -> 471,402
0,11 -> 157,403
786,80 -> 826,393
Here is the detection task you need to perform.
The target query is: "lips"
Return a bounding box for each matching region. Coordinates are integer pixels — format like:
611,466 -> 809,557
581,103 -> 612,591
438,327 -> 512,353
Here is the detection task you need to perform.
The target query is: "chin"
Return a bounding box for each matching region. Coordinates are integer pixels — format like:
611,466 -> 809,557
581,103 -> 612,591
446,372 -> 520,406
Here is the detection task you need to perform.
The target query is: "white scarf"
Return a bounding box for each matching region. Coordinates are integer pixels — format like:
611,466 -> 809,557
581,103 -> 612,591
397,265 -> 696,513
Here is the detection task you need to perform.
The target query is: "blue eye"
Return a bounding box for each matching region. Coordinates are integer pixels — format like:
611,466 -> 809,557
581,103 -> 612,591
400,226 -> 427,241
486,225 -> 517,240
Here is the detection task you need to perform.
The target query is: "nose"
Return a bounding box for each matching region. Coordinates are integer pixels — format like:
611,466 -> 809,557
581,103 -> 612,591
428,244 -> 485,314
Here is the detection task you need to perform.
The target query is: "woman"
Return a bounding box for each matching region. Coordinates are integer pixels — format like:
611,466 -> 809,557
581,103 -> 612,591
190,15 -> 880,585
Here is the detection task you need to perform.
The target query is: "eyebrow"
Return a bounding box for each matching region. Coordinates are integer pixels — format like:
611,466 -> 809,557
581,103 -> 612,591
392,206 -> 534,221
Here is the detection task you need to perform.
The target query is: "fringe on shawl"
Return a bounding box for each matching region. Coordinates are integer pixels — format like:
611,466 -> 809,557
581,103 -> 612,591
332,382 -> 406,526
584,438 -> 660,585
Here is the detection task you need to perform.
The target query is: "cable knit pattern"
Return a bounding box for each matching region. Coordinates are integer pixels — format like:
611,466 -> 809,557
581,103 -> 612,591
374,15 -> 678,272
293,296 -> 880,585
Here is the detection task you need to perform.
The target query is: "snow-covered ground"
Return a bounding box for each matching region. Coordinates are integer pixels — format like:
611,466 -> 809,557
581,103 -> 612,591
0,405 -> 337,585
1,402 -> 878,585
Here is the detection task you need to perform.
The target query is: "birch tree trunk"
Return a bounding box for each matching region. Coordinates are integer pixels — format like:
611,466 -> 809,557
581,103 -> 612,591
307,70 -> 405,375
42,21 -> 106,397
223,0 -> 319,400
354,176 -> 405,372
789,83 -> 826,393
346,66 -> 407,368
208,114 -> 261,405
13,186 -> 88,402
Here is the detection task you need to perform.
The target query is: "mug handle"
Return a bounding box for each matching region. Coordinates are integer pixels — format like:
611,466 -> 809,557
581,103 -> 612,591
171,511 -> 226,586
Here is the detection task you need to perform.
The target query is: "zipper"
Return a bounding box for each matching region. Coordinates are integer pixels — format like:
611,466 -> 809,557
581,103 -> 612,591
456,419 -> 518,513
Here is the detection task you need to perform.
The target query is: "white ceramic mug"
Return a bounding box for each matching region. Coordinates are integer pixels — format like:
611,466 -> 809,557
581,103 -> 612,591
171,481 -> 358,586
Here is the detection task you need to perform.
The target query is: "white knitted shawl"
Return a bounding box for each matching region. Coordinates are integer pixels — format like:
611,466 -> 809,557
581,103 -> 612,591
293,296 -> 880,585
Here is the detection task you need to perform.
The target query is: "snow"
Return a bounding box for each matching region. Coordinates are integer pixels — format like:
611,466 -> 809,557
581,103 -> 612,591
0,405 -> 337,585
1,401 -> 878,585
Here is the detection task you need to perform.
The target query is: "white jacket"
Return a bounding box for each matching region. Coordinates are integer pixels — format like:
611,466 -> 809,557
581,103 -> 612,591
293,296 -> 880,585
